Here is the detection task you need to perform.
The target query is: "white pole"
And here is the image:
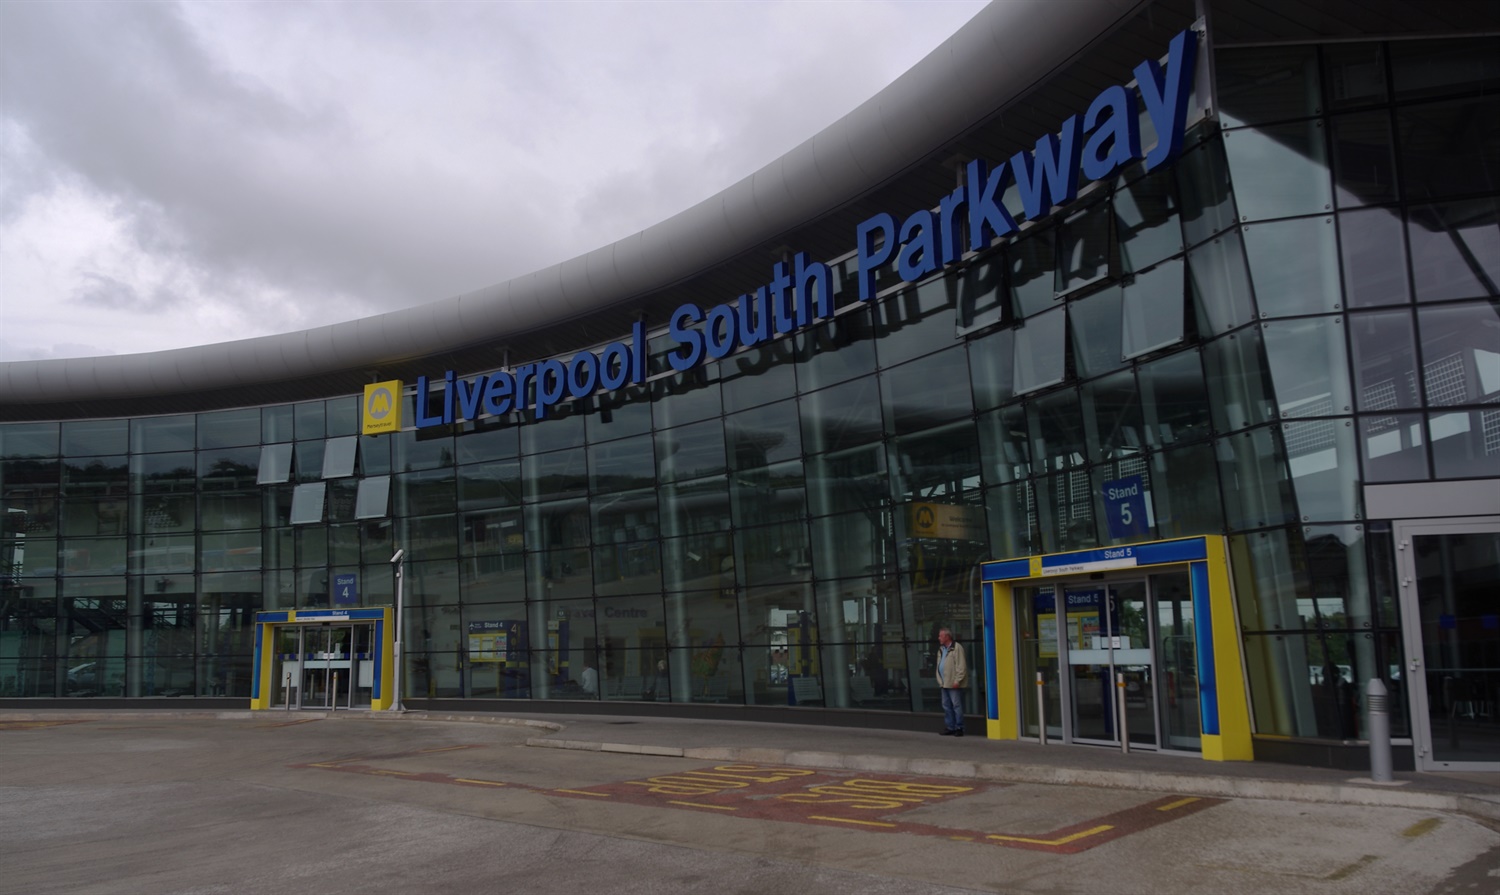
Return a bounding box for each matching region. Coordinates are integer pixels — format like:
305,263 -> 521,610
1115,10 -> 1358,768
391,550 -> 406,712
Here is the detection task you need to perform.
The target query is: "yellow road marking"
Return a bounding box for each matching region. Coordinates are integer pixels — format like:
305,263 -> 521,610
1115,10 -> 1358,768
668,801 -> 737,811
1157,798 -> 1200,812
555,789 -> 611,797
810,816 -> 898,828
454,778 -> 507,787
987,824 -> 1114,846
1402,818 -> 1441,838
420,745 -> 474,754
368,769 -> 416,776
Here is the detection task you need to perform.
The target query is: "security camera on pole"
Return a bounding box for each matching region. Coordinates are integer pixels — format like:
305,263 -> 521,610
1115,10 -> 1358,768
390,549 -> 406,712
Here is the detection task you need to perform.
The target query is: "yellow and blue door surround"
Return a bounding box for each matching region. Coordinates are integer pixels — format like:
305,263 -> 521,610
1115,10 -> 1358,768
979,536 -> 1253,762
249,607 -> 395,711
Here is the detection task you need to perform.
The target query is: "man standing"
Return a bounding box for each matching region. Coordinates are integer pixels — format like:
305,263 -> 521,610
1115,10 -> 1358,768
935,627 -> 968,736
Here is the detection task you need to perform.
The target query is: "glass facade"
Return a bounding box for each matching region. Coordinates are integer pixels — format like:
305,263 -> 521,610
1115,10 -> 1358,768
2,35 -> 1498,756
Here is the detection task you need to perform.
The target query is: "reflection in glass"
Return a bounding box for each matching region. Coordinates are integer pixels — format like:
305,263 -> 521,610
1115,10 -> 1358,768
1216,45 -> 1321,128
1114,167 -> 1182,273
1429,411 -> 1500,479
1137,350 -> 1212,448
1282,418 -> 1360,521
1222,120 -> 1332,222
1408,199 -> 1500,303
1340,207 -> 1410,308
1188,230 -> 1256,335
1323,42 -> 1388,112
1260,317 -> 1353,418
1013,307 -> 1066,395
1331,110 -> 1397,207
1203,328 -> 1277,433
1243,217 -> 1341,318
801,378 -> 882,455
1397,98 -> 1500,202
1010,229 -> 1057,318
880,348 -> 973,436
1176,140 -> 1237,246
727,400 -> 801,471
289,483 -> 326,525
256,444 -> 293,485
1056,202 -> 1114,295
1121,259 -> 1185,359
1068,287 -> 1126,379
1081,370 -> 1141,463
1418,301 -> 1500,407
1150,442 -> 1224,536
322,436 -> 358,479
1350,309 -> 1419,411
1216,428 -> 1296,530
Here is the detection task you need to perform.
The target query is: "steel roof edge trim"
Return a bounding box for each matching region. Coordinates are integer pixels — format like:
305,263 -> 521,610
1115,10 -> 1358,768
0,0 -> 1142,406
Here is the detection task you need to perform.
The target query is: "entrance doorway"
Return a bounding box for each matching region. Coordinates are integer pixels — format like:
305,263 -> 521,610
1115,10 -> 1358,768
250,607 -> 393,711
1017,572 -> 1200,752
1395,518 -> 1500,770
273,623 -> 375,710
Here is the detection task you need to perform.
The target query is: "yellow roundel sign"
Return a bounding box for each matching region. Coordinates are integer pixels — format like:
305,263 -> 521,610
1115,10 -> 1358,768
363,381 -> 403,435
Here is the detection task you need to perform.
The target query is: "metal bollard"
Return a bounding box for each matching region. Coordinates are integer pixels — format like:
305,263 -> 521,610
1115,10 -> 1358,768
1367,678 -> 1393,783
284,671 -> 292,712
1117,672 -> 1130,754
1036,671 -> 1048,746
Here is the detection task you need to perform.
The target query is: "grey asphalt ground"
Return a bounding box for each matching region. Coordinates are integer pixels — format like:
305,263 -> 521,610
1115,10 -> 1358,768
3,708 -> 1499,895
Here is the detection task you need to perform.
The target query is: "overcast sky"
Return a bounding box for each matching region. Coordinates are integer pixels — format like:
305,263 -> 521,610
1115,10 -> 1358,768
0,0 -> 986,363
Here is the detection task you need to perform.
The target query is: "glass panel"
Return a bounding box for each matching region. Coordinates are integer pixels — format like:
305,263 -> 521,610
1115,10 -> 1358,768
1222,120 -> 1332,222
523,447 -> 587,503
1055,201 -> 1114,295
1,422 -> 59,459
1331,110 -> 1398,207
801,378 -> 883,456
1243,216 -> 1341,318
1350,309 -> 1420,411
955,254 -> 1006,335
1412,530 -> 1500,764
651,367 -> 722,430
658,475 -> 730,539
322,436 -> 358,479
873,278 -> 961,369
61,420 -> 128,457
325,396 -> 359,438
589,434 -> 656,494
454,422 -> 518,465
1028,389 -> 1086,473
1340,207 -> 1411,308
805,446 -> 889,518
1216,45 -> 1322,127
524,499 -> 592,601
457,460 -> 521,509
591,487 -> 659,549
295,401 -> 325,441
262,405 -> 293,442
256,444 -> 293,485
656,419 -> 726,483
736,520 -> 811,588
1391,37 -> 1500,101
985,479 -> 1039,559
1216,428 -> 1297,530
587,383 -> 653,444
1081,370 -> 1141,463
1121,258 -> 1185,359
1138,349 -> 1212,448
1261,316 -> 1353,418
730,460 -> 806,531
396,467 -> 455,517
520,403 -> 587,455
1068,286 -> 1125,379
1359,413 -> 1429,482
1200,328 -> 1272,431
888,421 -> 982,505
1397,97 -> 1500,202
1323,42 -> 1389,112
1188,229 -> 1256,335
1114,167 -> 1182,274
196,408 -> 260,450
593,538 -> 662,597
1418,300 -> 1500,407
796,308 -> 878,392
1283,418 -> 1361,522
200,491 -> 259,531
967,325 -> 1015,411
359,435 -> 392,475
880,347 -> 973,437
1176,140 -> 1238,246
1407,199 -> 1500,303
1013,307 -> 1066,395
721,341 -> 797,414
1151,441 -> 1225,537
726,400 -> 801,471
130,416 -> 194,454
1033,470 -> 1098,553
1429,411 -> 1500,479
1009,228 -> 1057,319
353,476 -> 390,520
288,483 -> 326,525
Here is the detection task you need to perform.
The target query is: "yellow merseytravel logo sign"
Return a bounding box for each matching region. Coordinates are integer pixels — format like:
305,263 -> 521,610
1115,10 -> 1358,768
362,381 -> 402,435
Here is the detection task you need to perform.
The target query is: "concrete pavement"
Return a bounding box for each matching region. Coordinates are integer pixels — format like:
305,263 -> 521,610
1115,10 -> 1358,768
7,706 -> 1499,824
